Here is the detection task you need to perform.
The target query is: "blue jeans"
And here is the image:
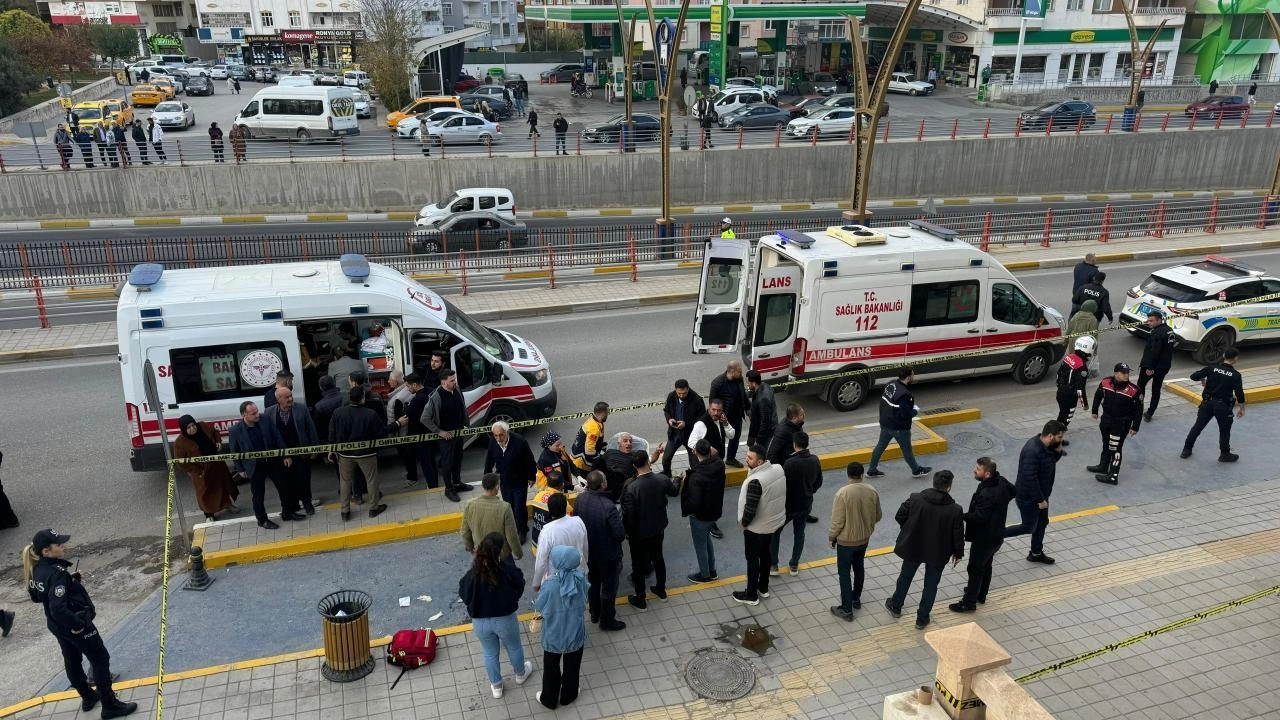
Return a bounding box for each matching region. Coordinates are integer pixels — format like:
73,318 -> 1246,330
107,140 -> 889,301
472,613 -> 525,685
1003,497 -> 1048,555
889,560 -> 945,625
690,517 -> 716,577
836,543 -> 868,611
769,512 -> 808,568
868,427 -> 921,473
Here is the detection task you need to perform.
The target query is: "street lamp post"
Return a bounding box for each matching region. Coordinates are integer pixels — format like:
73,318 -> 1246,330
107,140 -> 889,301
641,0 -> 691,252
843,3 -> 923,225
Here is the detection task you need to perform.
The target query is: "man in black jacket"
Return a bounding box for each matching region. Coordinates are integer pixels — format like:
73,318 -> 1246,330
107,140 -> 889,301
1088,362 -> 1143,485
885,471 -> 964,630
424,369 -> 474,502
745,370 -> 778,450
949,457 -> 1015,613
312,374 -> 344,439
769,431 -> 822,575
767,403 -> 805,466
867,368 -> 931,479
1069,253 -> 1098,315
574,471 -> 627,631
329,386 -> 398,520
661,379 -> 705,477
680,439 -> 725,583
484,421 -> 537,544
1004,420 -> 1065,564
709,361 -> 749,467
1072,271 -> 1114,324
602,433 -> 641,503
621,450 -> 679,610
1137,311 -> 1175,422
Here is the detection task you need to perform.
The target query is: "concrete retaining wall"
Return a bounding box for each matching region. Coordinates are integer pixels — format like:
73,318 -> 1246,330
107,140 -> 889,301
0,77 -> 124,135
0,129 -> 1273,220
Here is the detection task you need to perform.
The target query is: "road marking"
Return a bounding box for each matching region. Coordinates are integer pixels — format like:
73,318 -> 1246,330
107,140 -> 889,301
558,359 -> 705,381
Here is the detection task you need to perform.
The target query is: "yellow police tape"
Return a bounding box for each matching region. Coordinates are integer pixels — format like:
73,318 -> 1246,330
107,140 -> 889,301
168,289 -> 1280,468
155,464 -> 177,719
1014,582 -> 1280,685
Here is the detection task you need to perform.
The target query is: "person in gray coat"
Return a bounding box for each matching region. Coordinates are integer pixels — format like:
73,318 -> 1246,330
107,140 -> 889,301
263,387 -> 320,515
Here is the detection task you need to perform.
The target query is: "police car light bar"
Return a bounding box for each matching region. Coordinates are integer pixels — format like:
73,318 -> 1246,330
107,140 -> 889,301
777,229 -> 816,248
1204,255 -> 1264,275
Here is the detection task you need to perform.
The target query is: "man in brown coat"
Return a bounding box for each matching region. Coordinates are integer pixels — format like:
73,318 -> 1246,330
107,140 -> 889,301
828,462 -> 881,621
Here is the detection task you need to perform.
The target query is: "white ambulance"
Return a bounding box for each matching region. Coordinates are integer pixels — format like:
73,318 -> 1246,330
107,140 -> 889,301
692,221 -> 1067,411
117,255 -> 557,471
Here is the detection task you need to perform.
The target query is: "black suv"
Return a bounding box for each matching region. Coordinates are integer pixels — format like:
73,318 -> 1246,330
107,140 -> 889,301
1019,100 -> 1096,130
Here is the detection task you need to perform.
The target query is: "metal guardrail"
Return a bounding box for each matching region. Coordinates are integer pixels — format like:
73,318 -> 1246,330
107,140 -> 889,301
2,105 -> 1274,169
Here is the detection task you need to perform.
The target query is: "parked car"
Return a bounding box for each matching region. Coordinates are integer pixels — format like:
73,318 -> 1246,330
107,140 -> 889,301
182,64 -> 213,78
251,66 -> 277,82
1184,95 -> 1248,118
887,71 -> 933,96
725,76 -> 780,96
819,93 -> 890,120
782,96 -> 826,118
70,99 -> 134,127
396,108 -> 480,138
453,73 -> 482,92
151,78 -> 180,99
1019,100 -> 1097,129
130,85 -> 166,108
353,90 -> 373,118
583,113 -> 664,143
806,72 -> 839,95
426,114 -> 502,145
413,211 -> 529,253
343,70 -> 370,88
458,92 -> 512,119
152,101 -> 196,130
315,71 -> 343,86
632,61 -> 658,80
539,63 -> 583,83
504,73 -> 529,96
209,65 -> 229,79
228,65 -> 250,81
719,103 -> 793,130
470,85 -> 513,102
385,96 -> 462,129
185,75 -> 215,96
786,106 -> 857,138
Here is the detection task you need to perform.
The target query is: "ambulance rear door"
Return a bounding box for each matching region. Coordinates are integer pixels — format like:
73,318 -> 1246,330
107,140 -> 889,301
693,238 -> 753,353
746,246 -> 801,381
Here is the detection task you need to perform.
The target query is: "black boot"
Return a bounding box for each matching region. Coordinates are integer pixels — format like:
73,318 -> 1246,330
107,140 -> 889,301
101,698 -> 139,719
79,689 -> 99,712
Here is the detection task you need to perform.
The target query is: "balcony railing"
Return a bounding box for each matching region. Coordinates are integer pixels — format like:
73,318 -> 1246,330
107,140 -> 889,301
986,8 -> 1026,16
1132,4 -> 1186,12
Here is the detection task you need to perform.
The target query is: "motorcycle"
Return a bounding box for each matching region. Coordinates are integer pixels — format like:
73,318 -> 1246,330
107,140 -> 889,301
570,83 -> 592,99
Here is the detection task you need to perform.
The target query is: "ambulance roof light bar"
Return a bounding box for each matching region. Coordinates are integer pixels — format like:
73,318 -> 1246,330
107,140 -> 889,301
906,219 -> 959,242
340,254 -> 371,283
777,229 -> 816,249
127,263 -> 164,291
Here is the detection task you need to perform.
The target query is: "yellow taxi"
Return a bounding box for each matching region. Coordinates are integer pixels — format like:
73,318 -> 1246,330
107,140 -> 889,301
385,96 -> 462,130
70,100 -> 134,127
151,78 -> 178,100
131,84 -> 166,107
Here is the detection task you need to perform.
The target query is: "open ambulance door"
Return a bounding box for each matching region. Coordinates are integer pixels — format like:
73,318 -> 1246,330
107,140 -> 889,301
693,238 -> 753,354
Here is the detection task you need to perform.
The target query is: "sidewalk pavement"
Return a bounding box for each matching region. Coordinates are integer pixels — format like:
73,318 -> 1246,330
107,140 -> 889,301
1,190 -> 1259,230
6,456 -> 1279,719
3,227 -> 1279,364
1167,364 -> 1280,405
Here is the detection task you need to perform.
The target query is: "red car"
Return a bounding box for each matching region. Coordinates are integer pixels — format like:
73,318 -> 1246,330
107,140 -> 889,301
453,74 -> 481,93
1184,95 -> 1248,118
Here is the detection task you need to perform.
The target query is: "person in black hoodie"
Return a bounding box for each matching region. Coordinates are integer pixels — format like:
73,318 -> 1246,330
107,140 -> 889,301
329,386 -> 398,520
709,361 -> 748,467
867,368 -> 931,479
1072,271 -> 1113,324
312,375 -> 344,441
767,402 -> 805,466
681,439 -> 725,583
130,119 -> 150,165
574,471 -> 627,631
1137,310 -> 1174,422
459,532 -> 533,698
769,431 -> 822,575
661,379 -> 705,477
1069,253 -> 1098,315
949,457 -> 1016,613
884,471 -> 964,630
621,450 -> 679,610
745,370 -> 778,450
1004,420 -> 1065,564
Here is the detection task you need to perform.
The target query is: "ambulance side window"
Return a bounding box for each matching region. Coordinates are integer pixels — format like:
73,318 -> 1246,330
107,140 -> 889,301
909,280 -> 980,327
991,283 -> 1040,326
453,345 -> 487,391
170,341 -> 291,403
754,294 -> 796,345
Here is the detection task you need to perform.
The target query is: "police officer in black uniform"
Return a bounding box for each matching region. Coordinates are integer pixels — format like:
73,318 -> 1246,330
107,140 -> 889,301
1055,336 -> 1094,444
1180,347 -> 1245,462
25,529 -> 138,718
1072,271 -> 1114,324
1137,310 -> 1175,422
1088,362 -> 1143,485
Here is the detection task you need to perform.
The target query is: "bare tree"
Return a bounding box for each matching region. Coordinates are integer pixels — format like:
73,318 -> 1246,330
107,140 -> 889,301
358,0 -> 419,111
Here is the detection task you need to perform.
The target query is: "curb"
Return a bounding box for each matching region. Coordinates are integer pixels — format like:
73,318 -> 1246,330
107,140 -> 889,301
0,344 -> 116,364
0,190 -> 1265,230
197,409 -> 978,571
1165,378 -> 1280,407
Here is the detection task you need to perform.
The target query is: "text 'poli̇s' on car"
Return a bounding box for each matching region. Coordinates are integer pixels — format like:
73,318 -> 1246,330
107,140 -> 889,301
411,211 -> 529,253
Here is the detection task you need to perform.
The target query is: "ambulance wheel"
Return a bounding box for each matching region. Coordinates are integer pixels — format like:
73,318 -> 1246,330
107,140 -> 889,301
1192,327 -> 1234,365
487,402 -> 526,428
827,375 -> 869,412
1013,347 -> 1051,385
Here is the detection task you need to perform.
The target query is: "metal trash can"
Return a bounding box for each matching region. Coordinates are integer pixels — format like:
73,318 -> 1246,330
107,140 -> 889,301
318,590 -> 375,682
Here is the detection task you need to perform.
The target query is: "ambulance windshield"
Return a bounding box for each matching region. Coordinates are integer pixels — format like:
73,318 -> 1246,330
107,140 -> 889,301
440,296 -> 506,359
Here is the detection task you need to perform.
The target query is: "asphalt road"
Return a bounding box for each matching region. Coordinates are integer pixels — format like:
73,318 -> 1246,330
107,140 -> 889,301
2,250 -> 1280,702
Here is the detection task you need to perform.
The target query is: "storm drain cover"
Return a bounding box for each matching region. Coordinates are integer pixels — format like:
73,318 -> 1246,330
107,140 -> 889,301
952,431 -> 996,452
684,648 -> 756,701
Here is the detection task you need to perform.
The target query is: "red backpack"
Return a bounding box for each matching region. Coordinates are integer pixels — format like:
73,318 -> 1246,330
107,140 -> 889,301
387,628 -> 437,668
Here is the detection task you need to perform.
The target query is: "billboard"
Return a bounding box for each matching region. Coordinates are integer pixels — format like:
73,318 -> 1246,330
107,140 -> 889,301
48,1 -> 141,24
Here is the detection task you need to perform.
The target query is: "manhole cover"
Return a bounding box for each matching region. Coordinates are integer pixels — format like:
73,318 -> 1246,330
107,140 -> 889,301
952,431 -> 996,452
684,648 -> 756,701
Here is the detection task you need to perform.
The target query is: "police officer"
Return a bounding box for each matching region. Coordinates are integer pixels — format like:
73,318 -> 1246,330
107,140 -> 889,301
1180,347 -> 1245,462
1137,310 -> 1175,422
1088,362 -> 1143,485
1072,271 -> 1114,325
1055,336 -> 1094,445
24,530 -> 138,718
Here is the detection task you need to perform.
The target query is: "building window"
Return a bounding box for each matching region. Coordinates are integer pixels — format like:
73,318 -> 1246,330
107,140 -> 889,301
442,2 -> 452,14
740,25 -> 751,39
816,20 -> 843,39
763,20 -> 778,31
288,10 -> 301,26
444,25 -> 456,32
1092,0 -> 1111,11
260,10 -> 274,27
1067,0 -> 1083,9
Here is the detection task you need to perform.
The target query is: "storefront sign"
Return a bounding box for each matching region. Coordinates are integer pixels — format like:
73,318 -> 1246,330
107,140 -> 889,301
280,30 -> 317,43
244,34 -> 277,43
1070,30 -> 1096,43
948,31 -> 968,44
920,30 -> 938,42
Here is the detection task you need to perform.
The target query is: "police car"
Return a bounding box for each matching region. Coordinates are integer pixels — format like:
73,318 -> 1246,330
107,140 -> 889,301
1121,255 -> 1280,364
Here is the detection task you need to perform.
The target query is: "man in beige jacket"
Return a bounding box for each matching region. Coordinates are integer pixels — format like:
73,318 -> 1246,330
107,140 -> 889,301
461,473 -> 523,560
829,462 -> 882,620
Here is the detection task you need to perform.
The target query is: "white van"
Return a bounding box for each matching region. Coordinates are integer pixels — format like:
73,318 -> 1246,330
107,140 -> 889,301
692,87 -> 770,119
117,255 -> 557,471
343,70 -> 370,88
693,221 -> 1067,411
417,187 -> 516,227
234,86 -> 360,141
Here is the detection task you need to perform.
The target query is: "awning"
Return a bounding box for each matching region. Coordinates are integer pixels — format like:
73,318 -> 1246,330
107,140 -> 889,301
413,26 -> 491,58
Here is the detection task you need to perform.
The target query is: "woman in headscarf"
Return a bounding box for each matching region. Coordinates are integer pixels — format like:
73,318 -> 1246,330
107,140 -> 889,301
536,432 -> 573,490
459,532 -> 533,699
173,415 -> 239,522
533,545 -> 588,709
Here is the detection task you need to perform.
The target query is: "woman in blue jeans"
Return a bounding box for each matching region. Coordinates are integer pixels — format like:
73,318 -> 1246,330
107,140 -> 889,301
459,532 -> 535,698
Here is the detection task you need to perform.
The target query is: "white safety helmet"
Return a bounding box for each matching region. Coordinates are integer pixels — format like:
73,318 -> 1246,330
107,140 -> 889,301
721,217 -> 732,225
1073,336 -> 1096,356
